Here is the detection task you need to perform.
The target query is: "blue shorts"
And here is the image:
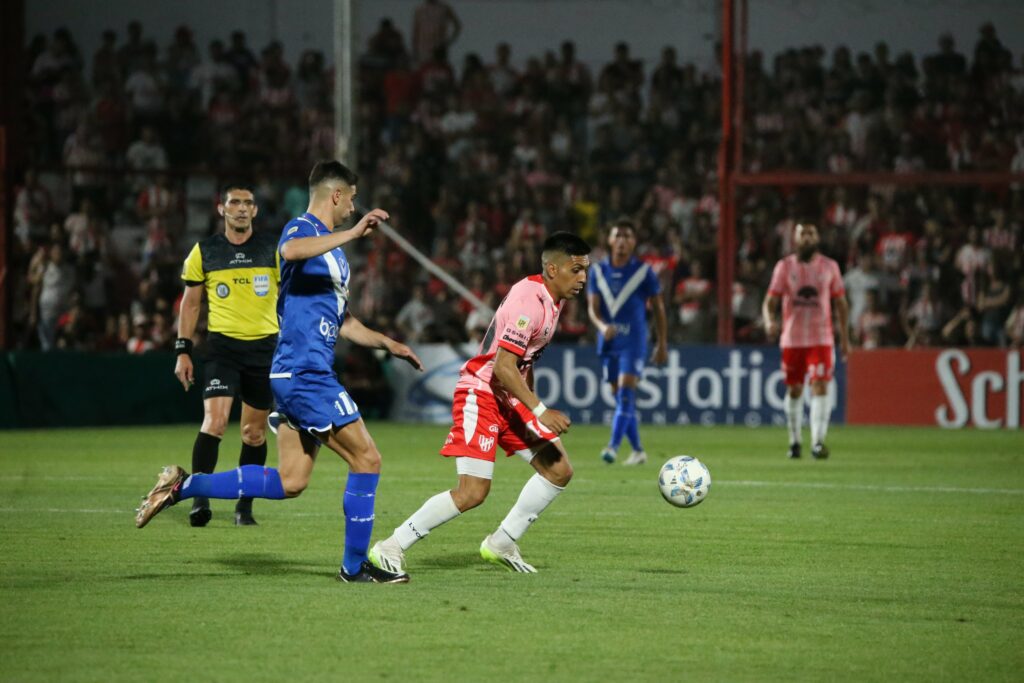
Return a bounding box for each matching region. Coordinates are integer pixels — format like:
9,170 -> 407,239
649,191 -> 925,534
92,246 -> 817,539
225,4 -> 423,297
600,349 -> 646,383
270,371 -> 361,434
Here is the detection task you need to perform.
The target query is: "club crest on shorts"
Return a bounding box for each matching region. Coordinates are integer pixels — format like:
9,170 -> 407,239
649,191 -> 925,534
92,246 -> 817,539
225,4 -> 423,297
516,315 -> 530,330
477,435 -> 495,452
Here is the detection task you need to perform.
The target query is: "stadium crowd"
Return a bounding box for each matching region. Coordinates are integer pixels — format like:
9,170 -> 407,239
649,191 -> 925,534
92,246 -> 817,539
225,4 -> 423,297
10,7 -> 1024,357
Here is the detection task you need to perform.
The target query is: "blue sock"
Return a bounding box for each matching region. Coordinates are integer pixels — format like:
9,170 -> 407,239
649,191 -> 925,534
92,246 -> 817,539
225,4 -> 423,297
609,386 -> 636,450
625,413 -> 643,452
179,466 -> 286,501
342,472 -> 380,575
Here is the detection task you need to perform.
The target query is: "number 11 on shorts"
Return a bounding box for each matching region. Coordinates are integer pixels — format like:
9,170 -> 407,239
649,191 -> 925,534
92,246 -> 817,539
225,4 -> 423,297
335,391 -> 357,416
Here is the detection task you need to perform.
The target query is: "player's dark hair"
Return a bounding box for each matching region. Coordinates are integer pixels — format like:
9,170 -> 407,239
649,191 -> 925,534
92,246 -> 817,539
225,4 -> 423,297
609,217 -> 636,234
220,180 -> 255,203
308,160 -> 359,190
542,231 -> 591,257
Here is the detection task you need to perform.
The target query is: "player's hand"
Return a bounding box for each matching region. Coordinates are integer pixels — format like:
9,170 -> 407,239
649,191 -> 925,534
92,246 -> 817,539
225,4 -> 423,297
765,320 -> 780,340
602,325 -> 617,341
351,208 -> 389,239
387,340 -> 424,371
539,408 -> 571,435
174,354 -> 194,391
652,343 -> 668,366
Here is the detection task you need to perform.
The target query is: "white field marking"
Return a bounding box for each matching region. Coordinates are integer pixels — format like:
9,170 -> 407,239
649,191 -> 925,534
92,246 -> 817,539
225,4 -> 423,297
719,479 -> 1024,496
573,477 -> 1024,496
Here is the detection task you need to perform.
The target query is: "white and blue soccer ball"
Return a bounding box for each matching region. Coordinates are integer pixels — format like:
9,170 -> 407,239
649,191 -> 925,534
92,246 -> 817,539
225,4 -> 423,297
658,456 -> 711,508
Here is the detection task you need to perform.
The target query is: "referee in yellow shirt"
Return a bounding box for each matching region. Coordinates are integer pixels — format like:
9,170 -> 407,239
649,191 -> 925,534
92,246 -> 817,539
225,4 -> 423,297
174,182 -> 280,526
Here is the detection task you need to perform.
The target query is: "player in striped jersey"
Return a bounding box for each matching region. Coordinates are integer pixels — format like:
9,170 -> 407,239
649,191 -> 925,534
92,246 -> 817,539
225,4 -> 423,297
763,222 -> 850,459
587,219 -> 667,465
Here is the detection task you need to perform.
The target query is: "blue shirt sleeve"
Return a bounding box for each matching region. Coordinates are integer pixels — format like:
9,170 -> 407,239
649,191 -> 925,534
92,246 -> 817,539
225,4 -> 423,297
278,219 -> 318,256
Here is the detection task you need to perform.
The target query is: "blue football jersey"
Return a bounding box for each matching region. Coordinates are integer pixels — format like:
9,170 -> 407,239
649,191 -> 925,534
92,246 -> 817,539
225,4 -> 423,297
271,213 -> 350,376
588,257 -> 661,355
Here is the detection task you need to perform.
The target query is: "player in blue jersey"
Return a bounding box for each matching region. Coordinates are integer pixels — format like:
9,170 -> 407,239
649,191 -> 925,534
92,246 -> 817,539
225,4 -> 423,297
587,219 -> 668,465
135,161 -> 424,584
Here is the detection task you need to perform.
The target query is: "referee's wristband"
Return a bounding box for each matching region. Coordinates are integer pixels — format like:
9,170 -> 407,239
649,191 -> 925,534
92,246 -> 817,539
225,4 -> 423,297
174,338 -> 194,356
531,402 -> 547,418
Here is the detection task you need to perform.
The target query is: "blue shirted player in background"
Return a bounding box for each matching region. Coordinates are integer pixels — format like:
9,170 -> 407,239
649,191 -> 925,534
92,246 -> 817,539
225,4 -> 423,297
136,161 -> 424,584
587,219 -> 668,465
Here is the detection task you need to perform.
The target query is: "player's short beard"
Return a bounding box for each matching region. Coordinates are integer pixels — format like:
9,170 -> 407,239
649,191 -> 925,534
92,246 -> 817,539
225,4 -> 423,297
797,243 -> 817,261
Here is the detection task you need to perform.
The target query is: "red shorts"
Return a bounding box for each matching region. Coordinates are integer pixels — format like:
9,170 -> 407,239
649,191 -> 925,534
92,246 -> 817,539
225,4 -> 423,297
440,388 -> 559,462
781,345 -> 834,385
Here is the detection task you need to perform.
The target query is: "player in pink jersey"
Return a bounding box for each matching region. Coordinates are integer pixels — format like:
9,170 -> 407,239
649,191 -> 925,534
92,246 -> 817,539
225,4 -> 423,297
370,232 -> 591,574
763,223 -> 850,460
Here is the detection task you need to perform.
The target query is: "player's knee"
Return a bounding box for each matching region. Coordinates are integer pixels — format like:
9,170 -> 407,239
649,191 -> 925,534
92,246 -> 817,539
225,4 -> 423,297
280,473 -> 308,498
454,480 -> 490,511
549,462 -> 573,488
351,445 -> 382,474
241,422 -> 266,446
201,415 -> 228,438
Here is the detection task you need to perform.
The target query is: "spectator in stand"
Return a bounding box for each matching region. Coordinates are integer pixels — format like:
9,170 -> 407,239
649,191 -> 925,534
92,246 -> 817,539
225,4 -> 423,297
35,243 -> 76,351
977,261 -> 1012,346
674,260 -> 712,342
190,40 -> 235,109
126,125 -> 168,191
396,283 -> 434,343
127,314 -> 154,354
412,0 -> 461,66
224,31 -> 258,84
13,169 -> 54,248
855,289 -> 892,349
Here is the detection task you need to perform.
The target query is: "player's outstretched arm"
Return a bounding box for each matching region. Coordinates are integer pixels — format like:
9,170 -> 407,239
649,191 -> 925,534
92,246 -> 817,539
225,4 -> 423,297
339,314 -> 424,371
280,209 -> 389,261
492,348 -> 570,435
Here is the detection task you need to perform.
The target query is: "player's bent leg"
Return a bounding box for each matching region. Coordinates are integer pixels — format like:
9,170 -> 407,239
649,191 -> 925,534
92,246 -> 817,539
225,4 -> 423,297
482,443 -> 569,573
275,421 -> 318,497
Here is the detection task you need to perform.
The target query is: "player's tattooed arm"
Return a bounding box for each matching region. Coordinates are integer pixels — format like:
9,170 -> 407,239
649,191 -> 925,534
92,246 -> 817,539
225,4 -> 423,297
339,314 -> 424,371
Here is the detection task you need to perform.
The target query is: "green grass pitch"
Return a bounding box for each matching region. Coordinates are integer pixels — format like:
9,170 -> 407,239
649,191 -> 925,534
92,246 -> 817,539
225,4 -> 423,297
1,423 -> 1022,681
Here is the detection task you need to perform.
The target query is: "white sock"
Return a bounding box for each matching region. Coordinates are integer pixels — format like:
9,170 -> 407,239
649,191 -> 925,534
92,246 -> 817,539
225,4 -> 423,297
784,393 -> 803,445
810,395 -> 830,445
497,473 -> 565,542
393,491 -> 460,551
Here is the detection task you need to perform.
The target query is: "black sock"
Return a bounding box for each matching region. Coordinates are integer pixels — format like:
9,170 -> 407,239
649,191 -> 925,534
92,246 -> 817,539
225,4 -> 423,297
192,432 -> 222,475
237,442 -> 267,509
239,441 -> 267,467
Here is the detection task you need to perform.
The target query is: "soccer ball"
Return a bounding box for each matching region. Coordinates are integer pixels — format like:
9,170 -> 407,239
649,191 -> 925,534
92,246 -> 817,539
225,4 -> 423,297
658,456 -> 711,508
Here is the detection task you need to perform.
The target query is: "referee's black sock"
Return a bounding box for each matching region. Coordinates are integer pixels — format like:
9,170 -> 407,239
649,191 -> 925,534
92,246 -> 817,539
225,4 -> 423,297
192,432 -> 222,475
237,442 -> 268,510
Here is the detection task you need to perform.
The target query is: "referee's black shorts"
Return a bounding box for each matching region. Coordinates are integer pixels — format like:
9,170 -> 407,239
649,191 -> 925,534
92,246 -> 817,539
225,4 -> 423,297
201,332 -> 277,410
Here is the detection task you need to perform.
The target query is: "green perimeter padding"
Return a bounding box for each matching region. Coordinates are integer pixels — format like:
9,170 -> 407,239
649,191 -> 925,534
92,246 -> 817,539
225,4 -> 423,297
4,351 -> 204,428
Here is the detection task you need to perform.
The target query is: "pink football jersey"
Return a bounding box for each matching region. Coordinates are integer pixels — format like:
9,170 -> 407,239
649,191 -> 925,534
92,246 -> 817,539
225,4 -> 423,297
767,253 -> 845,348
455,275 -> 562,399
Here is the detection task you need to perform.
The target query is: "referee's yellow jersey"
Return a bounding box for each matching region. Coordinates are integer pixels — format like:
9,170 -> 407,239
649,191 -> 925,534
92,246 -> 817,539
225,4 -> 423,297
181,230 -> 280,340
